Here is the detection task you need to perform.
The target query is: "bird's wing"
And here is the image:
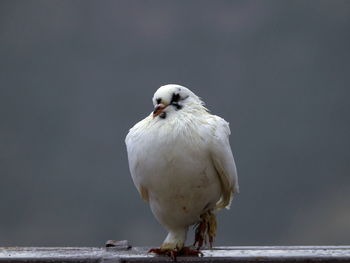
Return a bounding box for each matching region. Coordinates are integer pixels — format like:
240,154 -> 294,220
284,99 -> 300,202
125,150 -> 150,202
209,116 -> 239,210
138,184 -> 149,202
125,126 -> 150,203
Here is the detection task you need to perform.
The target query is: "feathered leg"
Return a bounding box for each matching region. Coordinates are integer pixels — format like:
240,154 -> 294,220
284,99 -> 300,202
193,210 -> 217,249
149,228 -> 202,260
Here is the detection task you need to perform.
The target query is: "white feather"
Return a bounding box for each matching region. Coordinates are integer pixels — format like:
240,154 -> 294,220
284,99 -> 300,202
125,84 -> 238,249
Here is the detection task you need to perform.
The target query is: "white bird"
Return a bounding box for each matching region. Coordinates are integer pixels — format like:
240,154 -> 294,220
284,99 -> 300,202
125,84 -> 239,257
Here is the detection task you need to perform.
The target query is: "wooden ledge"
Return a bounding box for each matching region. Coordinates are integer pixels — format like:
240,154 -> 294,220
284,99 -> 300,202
1,245 -> 350,262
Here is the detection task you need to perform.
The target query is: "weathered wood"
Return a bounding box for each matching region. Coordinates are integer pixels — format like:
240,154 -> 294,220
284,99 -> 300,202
1,245 -> 350,263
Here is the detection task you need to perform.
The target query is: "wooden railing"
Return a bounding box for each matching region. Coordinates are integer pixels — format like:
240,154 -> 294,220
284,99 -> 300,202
1,242 -> 350,262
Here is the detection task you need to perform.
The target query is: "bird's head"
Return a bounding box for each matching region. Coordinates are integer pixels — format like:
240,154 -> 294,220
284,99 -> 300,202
152,84 -> 204,119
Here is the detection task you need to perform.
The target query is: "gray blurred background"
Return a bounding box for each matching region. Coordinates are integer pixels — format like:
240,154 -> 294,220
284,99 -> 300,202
0,0 -> 349,247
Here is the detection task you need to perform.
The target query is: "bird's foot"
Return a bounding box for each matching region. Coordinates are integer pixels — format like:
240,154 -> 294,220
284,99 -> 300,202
193,210 -> 217,249
148,247 -> 203,260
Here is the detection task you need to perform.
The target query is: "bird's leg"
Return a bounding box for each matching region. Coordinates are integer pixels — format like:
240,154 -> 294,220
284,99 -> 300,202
207,211 -> 217,249
148,228 -> 202,259
193,216 -> 207,249
148,247 -> 179,260
193,210 -> 217,249
148,247 -> 203,260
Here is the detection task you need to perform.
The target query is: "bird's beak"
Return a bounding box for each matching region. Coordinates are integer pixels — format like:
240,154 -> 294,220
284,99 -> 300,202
153,104 -> 166,118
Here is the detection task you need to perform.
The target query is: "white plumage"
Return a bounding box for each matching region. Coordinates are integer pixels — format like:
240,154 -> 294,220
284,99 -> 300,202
125,84 -> 238,252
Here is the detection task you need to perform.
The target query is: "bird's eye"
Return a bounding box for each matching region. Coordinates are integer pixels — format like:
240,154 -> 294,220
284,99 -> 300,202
156,98 -> 161,104
170,93 -> 182,110
171,93 -> 181,103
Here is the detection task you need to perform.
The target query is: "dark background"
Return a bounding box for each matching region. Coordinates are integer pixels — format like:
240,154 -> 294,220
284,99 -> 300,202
0,0 -> 349,247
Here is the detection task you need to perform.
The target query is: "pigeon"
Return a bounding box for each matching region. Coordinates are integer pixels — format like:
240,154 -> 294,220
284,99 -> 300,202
125,84 -> 239,257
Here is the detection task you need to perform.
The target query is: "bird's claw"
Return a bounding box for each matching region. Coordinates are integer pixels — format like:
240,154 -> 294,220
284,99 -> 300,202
148,247 -> 203,260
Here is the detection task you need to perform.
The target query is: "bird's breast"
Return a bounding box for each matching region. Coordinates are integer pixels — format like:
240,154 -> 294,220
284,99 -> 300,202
126,118 -> 222,227
137,131 -> 219,194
